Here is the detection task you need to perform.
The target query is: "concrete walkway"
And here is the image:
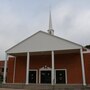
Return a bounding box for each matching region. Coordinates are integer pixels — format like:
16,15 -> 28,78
0,88 -> 25,90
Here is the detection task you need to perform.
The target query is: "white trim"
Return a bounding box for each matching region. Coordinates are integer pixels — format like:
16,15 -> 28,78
26,52 -> 30,84
13,57 -> 16,83
3,53 -> 8,84
55,69 -> 67,84
80,49 -> 86,85
40,66 -> 51,70
39,68 -> 52,84
29,69 -> 38,84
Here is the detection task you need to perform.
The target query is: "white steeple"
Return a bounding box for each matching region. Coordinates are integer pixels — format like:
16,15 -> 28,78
48,9 -> 54,35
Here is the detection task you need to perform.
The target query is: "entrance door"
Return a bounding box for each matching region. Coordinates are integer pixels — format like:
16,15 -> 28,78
41,70 -> 51,84
29,70 -> 36,83
56,70 -> 66,84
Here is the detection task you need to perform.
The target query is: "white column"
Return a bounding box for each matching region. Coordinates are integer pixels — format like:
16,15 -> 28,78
3,53 -> 8,84
26,52 -> 30,84
80,49 -> 86,85
51,51 -> 55,85
13,57 -> 16,83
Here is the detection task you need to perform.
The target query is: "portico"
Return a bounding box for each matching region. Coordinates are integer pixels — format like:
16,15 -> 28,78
3,46 -> 86,85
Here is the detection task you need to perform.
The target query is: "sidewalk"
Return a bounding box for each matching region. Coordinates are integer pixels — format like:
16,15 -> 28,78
0,88 -> 25,90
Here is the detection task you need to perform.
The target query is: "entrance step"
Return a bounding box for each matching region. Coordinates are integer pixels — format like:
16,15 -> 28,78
0,83 -> 25,89
0,84 -> 90,90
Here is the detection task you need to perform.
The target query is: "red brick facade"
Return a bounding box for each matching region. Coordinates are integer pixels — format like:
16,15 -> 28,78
0,61 -> 4,83
7,57 -> 15,83
84,53 -> 90,84
6,52 -> 90,84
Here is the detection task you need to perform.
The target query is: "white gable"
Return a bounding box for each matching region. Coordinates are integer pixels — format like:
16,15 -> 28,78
6,31 -> 82,54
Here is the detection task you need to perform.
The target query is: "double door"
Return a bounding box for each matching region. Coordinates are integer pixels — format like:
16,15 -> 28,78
29,70 -> 37,83
29,69 -> 66,84
56,70 -> 66,84
40,70 -> 51,83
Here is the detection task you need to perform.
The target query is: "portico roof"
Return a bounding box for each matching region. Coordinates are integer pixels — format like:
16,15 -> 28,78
6,31 -> 83,54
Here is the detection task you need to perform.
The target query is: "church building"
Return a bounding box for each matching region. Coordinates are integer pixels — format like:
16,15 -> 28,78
3,11 -> 90,86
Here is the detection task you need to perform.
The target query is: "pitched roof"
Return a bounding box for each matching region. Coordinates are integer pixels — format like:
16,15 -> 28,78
6,31 -> 83,54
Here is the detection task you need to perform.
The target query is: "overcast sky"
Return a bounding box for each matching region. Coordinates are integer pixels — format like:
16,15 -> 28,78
0,0 -> 90,59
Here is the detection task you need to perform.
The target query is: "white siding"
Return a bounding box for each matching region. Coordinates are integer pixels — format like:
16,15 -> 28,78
6,31 -> 82,54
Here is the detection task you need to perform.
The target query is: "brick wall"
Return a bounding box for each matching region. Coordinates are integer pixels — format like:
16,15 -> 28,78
84,53 -> 90,84
6,52 -> 90,84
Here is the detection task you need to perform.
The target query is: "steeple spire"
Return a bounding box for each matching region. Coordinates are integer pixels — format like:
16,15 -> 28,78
48,8 -> 54,35
49,10 -> 53,30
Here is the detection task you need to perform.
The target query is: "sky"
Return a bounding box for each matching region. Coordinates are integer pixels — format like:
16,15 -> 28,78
0,0 -> 90,59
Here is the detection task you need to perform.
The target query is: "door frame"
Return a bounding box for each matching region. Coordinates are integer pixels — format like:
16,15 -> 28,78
39,68 -> 52,84
55,69 -> 67,84
29,69 -> 38,84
